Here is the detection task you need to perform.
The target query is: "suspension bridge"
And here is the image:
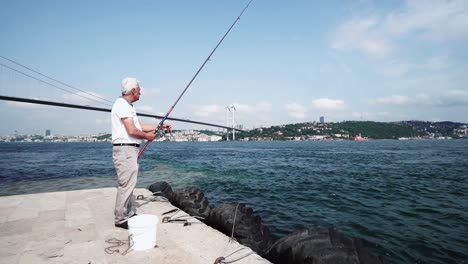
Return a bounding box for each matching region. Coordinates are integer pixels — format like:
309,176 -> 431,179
0,56 -> 245,134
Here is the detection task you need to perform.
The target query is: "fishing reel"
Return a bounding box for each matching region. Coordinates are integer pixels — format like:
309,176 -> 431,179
155,125 -> 172,137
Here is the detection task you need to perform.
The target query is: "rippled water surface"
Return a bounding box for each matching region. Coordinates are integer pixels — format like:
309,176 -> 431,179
1,140 -> 467,263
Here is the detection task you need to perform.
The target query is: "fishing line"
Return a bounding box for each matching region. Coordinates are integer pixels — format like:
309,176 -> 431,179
138,0 -> 254,158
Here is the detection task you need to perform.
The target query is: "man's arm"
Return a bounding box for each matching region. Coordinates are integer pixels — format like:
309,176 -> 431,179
122,118 -> 156,141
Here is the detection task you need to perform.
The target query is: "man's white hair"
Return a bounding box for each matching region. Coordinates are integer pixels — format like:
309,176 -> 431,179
121,77 -> 140,95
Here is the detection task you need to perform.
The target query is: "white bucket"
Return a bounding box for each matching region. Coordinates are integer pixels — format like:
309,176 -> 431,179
128,214 -> 159,251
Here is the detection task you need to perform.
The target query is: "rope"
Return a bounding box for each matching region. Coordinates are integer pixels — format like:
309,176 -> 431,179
104,235 -> 133,256
220,248 -> 254,264
162,209 -> 205,226
136,192 -> 169,202
230,203 -> 240,239
214,203 -> 254,264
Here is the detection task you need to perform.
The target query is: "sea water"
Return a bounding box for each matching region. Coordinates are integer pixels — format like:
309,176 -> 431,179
0,140 -> 467,263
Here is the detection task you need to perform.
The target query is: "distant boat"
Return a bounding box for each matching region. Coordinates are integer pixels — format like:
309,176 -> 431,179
352,135 -> 368,141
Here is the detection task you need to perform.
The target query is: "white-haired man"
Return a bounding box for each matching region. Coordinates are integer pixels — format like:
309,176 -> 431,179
111,77 -> 171,229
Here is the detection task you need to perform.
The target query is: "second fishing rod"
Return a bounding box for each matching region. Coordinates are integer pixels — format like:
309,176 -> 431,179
138,0 -> 253,158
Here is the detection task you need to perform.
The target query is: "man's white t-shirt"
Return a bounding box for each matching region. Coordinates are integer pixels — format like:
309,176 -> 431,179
111,97 -> 142,144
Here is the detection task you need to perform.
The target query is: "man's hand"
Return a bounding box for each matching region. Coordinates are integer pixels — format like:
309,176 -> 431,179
145,132 -> 157,141
164,124 -> 172,133
158,124 -> 172,133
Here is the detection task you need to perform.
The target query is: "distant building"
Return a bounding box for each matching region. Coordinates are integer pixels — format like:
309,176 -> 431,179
320,116 -> 325,123
45,129 -> 51,136
209,135 -> 222,141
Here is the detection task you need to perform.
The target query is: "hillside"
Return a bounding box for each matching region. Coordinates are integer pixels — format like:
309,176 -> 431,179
235,121 -> 468,140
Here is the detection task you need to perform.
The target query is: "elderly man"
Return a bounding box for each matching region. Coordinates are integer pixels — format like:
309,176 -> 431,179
111,77 -> 170,229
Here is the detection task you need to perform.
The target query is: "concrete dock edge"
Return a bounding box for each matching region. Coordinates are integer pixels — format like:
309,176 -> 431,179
0,188 -> 271,264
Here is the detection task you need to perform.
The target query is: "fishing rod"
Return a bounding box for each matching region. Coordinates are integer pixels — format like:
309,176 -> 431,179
138,0 -> 254,158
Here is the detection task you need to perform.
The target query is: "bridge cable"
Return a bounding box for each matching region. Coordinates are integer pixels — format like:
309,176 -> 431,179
0,62 -> 111,107
0,55 -> 113,105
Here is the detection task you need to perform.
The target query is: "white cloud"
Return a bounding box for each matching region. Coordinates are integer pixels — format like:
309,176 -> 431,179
385,0 -> 468,43
332,0 -> 468,58
371,95 -> 412,105
255,101 -> 273,112
284,103 -> 307,119
192,102 -> 273,118
232,101 -> 273,114
376,55 -> 449,78
439,90 -> 468,106
331,16 -> 392,57
311,98 -> 345,110
371,90 -> 468,107
192,104 -> 224,117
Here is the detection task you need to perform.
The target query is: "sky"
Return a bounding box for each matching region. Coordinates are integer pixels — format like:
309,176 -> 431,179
1,0 -> 468,135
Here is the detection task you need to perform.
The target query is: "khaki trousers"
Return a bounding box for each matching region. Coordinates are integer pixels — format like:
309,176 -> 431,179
112,146 -> 138,224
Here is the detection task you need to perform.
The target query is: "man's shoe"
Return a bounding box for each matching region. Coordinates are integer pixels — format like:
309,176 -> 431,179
115,221 -> 128,230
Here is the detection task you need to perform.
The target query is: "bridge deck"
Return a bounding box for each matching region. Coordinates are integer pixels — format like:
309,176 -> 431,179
0,188 -> 270,264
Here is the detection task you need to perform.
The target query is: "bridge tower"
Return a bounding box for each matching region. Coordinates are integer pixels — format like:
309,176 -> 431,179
225,105 -> 236,141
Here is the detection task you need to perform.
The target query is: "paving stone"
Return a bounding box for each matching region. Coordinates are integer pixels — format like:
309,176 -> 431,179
63,240 -> 108,264
26,230 -> 66,252
0,195 -> 24,208
8,199 -> 41,221
65,224 -> 99,245
65,202 -> 93,227
0,207 -> 16,224
0,233 -> 29,258
0,254 -> 21,264
0,188 -> 271,264
38,192 -> 66,211
0,218 -> 35,237
37,209 -> 66,223
19,246 -> 64,264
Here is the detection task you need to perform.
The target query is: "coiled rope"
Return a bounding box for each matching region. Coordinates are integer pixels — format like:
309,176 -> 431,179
104,235 -> 133,256
136,191 -> 170,203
